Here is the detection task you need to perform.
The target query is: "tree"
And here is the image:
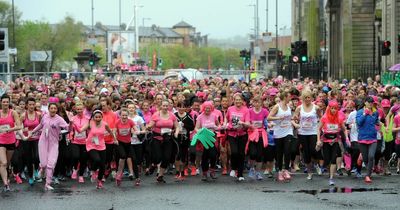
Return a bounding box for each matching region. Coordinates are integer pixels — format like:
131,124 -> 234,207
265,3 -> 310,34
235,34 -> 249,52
0,1 -> 22,47
15,16 -> 83,72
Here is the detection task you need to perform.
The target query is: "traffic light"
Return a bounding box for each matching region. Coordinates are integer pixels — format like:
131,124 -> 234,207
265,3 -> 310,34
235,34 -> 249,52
382,40 -> 391,56
0,30 -> 4,51
246,50 -> 251,60
88,53 -> 95,66
240,50 -> 246,58
157,58 -> 163,66
299,41 -> 308,63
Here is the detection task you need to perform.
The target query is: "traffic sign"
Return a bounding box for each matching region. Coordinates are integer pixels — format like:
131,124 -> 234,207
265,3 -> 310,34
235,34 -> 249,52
292,56 -> 299,63
30,51 -> 52,62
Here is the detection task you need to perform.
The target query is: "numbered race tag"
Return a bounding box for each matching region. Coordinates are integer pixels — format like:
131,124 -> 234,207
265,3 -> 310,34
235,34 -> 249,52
75,131 -> 87,139
377,132 -> 382,140
0,124 -> 10,133
92,136 -> 100,145
280,121 -> 290,128
119,128 -> 130,136
161,128 -> 172,135
45,128 -> 49,137
326,124 -> 338,132
301,121 -> 313,129
252,121 -> 263,128
131,134 -> 140,144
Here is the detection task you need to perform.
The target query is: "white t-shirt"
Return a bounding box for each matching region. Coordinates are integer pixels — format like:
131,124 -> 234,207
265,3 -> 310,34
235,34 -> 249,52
346,111 -> 358,142
130,115 -> 145,145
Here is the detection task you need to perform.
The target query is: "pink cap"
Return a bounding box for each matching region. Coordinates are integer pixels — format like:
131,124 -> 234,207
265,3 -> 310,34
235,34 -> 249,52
49,97 -> 59,103
381,99 -> 390,108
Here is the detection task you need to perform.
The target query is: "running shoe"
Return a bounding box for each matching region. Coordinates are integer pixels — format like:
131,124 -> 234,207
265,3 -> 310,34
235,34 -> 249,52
201,174 -> 208,182
44,184 -> 54,191
71,169 -> 78,180
111,171 -> 117,180
356,172 -> 363,178
303,168 -> 308,173
14,174 -> 22,184
196,168 -> 200,175
248,168 -> 255,179
397,168 -> 400,174
3,185 -> 10,192
282,170 -> 291,180
351,167 -> 358,173
222,168 -> 228,175
28,178 -> 34,186
135,178 -> 141,186
229,170 -> 237,178
388,153 -> 397,167
255,172 -> 263,180
115,173 -> 122,186
96,180 -> 104,189
156,176 -> 166,183
210,170 -> 217,180
277,171 -> 285,182
53,177 -> 60,185
78,176 -> 84,183
307,173 -> 313,180
59,175 -> 66,181
364,176 -> 372,184
190,166 -> 197,176
238,177 -> 245,182
329,178 -> 335,186
315,165 -> 322,176
267,171 -> 274,178
184,168 -> 189,176
91,171 -> 98,183
336,168 -> 344,176
129,174 -> 134,181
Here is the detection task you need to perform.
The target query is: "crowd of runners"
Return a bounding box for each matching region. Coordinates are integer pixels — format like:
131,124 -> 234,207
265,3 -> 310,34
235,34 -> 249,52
0,73 -> 399,192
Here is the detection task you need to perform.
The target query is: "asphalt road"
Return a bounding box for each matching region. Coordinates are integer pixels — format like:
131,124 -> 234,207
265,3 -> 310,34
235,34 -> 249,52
1,172 -> 399,210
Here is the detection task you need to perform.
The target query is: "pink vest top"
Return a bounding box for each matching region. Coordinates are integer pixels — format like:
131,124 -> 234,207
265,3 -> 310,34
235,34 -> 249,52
23,112 -> 40,141
86,121 -> 106,152
0,110 -> 16,144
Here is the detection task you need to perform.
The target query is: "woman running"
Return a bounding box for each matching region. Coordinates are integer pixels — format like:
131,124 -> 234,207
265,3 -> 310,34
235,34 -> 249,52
195,101 -> 220,181
317,100 -> 347,186
267,91 -> 294,182
225,93 -> 250,181
293,90 -> 321,180
248,96 -> 269,180
30,103 -> 69,190
356,96 -> 380,183
76,110 -> 117,189
147,100 -> 180,183
21,97 -> 42,185
70,102 -> 90,183
0,94 -> 22,192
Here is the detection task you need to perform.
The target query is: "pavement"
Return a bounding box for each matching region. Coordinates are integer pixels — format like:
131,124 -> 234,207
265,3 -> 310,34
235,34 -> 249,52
0,171 -> 399,210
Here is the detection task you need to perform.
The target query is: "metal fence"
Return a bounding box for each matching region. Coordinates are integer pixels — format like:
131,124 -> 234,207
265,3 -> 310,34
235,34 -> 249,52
0,69 -> 270,83
342,62 -> 379,81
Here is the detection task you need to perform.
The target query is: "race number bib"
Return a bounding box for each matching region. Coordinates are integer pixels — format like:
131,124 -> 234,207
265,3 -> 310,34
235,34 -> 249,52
280,121 -> 290,128
301,121 -> 313,129
0,125 -> 10,133
119,128 -> 130,136
75,132 -> 87,139
326,124 -> 339,132
252,121 -> 263,128
161,128 -> 172,135
92,136 -> 99,145
45,128 -> 49,137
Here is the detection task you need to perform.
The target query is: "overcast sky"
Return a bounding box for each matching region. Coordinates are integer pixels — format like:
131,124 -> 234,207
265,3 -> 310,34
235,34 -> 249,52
16,0 -> 292,39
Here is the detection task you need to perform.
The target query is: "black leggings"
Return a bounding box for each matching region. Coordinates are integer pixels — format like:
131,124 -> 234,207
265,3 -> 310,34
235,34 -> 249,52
117,142 -> 134,160
105,144 -> 116,169
70,144 -> 88,176
348,142 -> 361,172
152,138 -> 173,169
322,142 -> 339,166
88,150 -> 106,180
383,141 -> 395,161
228,134 -> 247,177
201,146 -> 217,172
20,140 -> 39,177
54,136 -> 71,177
298,135 -> 321,164
131,144 -> 143,178
290,137 -> 299,161
275,135 -> 292,171
176,138 -> 189,163
249,138 -> 264,162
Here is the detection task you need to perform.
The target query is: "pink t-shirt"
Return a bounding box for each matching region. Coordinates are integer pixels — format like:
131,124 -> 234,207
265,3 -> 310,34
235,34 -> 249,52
249,108 -> 269,129
213,109 -> 224,125
197,113 -> 218,130
226,106 -> 250,137
0,110 -> 16,145
142,111 -> 152,124
394,115 -> 400,144
151,111 -> 177,140
116,119 -> 135,143
71,114 -> 90,145
86,121 -> 107,152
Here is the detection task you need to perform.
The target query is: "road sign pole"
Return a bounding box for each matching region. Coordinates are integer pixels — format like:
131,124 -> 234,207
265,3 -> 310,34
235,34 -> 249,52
33,62 -> 35,77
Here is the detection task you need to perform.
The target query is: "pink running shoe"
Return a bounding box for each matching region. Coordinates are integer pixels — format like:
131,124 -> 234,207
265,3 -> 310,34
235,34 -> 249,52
71,169 -> 78,180
283,170 -> 292,180
78,176 -> 84,183
96,180 -> 104,189
14,174 -> 23,184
